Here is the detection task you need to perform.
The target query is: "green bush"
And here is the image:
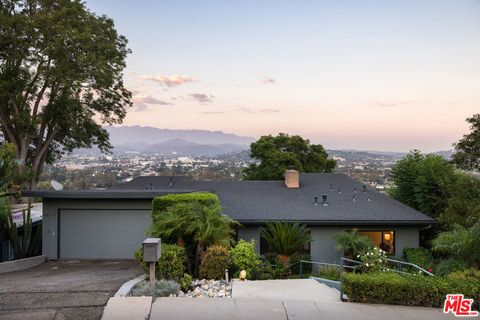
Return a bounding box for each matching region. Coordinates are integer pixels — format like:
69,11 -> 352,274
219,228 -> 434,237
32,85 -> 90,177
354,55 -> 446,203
131,280 -> 180,297
290,254 -> 312,275
135,244 -> 185,280
314,266 -> 341,281
180,273 -> 193,292
343,272 -> 480,309
359,247 -> 388,273
229,240 -> 261,277
403,247 -> 435,270
448,268 -> 480,281
200,245 -> 230,280
152,192 -> 219,216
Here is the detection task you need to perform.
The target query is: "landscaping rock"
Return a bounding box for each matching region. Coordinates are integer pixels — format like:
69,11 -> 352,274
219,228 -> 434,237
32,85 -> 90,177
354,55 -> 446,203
172,279 -> 232,298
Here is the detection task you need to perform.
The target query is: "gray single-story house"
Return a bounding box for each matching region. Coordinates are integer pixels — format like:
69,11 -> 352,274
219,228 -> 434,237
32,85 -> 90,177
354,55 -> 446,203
24,170 -> 434,263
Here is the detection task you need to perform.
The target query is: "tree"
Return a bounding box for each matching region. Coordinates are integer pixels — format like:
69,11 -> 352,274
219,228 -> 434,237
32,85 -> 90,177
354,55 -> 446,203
259,222 -> 312,264
452,114 -> 480,171
0,0 -> 131,189
389,151 -> 458,219
243,133 -> 335,180
187,202 -> 239,276
439,174 -> 480,230
432,222 -> 480,273
334,229 -> 373,260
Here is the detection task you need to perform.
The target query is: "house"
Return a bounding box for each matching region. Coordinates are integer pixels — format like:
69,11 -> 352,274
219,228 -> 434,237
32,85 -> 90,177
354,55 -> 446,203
23,170 -> 434,263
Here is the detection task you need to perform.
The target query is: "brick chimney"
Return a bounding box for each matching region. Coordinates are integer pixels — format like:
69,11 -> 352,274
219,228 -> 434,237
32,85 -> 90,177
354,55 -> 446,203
284,169 -> 300,188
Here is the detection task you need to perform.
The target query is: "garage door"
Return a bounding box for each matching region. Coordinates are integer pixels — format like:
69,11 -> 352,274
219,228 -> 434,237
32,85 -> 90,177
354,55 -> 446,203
60,209 -> 151,259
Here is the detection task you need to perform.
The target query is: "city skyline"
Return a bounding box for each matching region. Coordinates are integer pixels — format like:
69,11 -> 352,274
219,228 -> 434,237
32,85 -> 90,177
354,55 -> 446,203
86,0 -> 480,152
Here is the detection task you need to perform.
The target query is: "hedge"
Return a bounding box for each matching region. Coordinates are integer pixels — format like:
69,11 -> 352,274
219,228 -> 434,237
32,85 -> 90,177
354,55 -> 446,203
135,244 -> 185,281
343,272 -> 480,309
152,192 -> 219,217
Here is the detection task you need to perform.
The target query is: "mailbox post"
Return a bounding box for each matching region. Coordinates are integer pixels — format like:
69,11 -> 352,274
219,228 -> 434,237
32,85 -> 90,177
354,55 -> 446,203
142,238 -> 161,289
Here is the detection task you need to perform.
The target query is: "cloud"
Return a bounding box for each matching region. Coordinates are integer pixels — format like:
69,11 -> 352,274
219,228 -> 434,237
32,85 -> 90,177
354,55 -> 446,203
132,95 -> 172,111
201,111 -> 224,115
367,101 -> 415,108
262,76 -> 276,84
235,107 -> 280,114
139,74 -> 196,87
188,93 -> 215,104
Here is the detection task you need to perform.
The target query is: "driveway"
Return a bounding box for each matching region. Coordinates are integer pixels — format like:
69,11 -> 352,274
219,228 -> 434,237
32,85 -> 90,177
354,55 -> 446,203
0,260 -> 142,320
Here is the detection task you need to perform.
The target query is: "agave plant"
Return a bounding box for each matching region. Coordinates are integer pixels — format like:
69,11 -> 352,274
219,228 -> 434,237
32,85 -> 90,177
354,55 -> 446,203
334,228 -> 374,260
259,222 -> 311,264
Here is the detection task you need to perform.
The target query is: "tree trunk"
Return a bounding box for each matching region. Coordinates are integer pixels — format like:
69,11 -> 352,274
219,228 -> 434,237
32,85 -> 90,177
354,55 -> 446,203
177,236 -> 192,275
195,240 -> 205,278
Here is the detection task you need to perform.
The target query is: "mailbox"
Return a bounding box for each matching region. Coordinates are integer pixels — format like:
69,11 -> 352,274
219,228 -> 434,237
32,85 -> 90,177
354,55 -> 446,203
142,238 -> 161,262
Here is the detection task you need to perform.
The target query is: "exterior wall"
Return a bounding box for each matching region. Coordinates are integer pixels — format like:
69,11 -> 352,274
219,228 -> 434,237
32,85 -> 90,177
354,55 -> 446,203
237,225 -> 420,264
309,226 -> 420,263
237,226 -> 261,252
42,198 -> 152,260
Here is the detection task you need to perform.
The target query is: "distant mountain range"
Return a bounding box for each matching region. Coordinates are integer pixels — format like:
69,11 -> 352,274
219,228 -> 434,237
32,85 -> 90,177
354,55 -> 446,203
105,126 -> 254,156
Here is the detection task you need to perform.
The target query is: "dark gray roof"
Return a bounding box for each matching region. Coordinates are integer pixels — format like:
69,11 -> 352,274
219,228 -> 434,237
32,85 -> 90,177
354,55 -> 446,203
25,173 -> 434,226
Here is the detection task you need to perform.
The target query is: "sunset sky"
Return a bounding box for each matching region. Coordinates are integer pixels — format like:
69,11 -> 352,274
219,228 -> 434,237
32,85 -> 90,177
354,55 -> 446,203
86,0 -> 480,152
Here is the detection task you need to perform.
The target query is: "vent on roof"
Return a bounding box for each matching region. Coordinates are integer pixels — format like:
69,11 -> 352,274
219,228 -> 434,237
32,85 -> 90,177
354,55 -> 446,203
322,194 -> 328,206
149,183 -> 155,190
169,176 -> 173,187
352,194 -> 356,202
363,185 -> 367,193
329,184 -> 334,191
314,196 -> 319,206
354,187 -> 357,193
337,187 -> 341,194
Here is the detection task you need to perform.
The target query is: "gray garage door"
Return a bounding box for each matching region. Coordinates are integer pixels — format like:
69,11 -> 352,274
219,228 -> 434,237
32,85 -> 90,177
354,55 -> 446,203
60,209 -> 151,259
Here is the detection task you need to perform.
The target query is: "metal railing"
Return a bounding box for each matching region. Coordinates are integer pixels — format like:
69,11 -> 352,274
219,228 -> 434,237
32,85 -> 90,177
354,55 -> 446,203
291,257 -> 434,301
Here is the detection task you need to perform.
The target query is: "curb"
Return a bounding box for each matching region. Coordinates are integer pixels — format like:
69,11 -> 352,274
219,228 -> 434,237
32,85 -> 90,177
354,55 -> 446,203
114,274 -> 147,297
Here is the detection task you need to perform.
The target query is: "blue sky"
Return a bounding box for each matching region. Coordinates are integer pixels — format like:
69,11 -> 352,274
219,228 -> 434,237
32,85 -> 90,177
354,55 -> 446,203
86,0 -> 480,151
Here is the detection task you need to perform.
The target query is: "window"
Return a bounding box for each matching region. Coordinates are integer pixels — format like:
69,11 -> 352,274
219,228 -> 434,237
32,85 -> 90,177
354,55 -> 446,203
358,230 -> 395,255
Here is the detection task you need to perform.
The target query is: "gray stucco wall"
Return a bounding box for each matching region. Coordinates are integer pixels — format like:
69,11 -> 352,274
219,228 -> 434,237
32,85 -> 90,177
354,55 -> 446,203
236,225 -> 420,264
237,226 -> 261,252
43,198 -> 152,260
42,197 -> 421,262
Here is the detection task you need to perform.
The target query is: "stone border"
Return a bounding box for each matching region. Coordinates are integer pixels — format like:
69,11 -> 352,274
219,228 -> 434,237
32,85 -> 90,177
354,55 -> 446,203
0,255 -> 46,274
114,274 -> 147,297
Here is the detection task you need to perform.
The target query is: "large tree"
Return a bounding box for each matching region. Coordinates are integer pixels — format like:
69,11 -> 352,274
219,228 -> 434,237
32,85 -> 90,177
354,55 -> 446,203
452,114 -> 480,171
243,133 -> 336,180
389,151 -> 458,219
0,0 -> 131,189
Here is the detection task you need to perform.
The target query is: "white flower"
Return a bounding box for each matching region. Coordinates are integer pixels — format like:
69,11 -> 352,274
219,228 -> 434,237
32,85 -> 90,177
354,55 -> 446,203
357,255 -> 360,258
366,263 -> 369,267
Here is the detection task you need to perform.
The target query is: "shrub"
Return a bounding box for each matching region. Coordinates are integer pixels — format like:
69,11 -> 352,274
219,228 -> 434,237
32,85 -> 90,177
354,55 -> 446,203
229,240 -> 261,277
200,245 -> 230,280
434,259 -> 469,276
403,247 -> 435,271
152,192 -> 219,216
290,254 -> 312,275
180,273 -> 193,292
334,229 -> 373,260
259,222 -> 311,263
448,269 -> 480,281
343,272 -> 480,309
134,244 -> 185,280
314,266 -> 341,281
359,247 -> 387,273
131,280 -> 180,297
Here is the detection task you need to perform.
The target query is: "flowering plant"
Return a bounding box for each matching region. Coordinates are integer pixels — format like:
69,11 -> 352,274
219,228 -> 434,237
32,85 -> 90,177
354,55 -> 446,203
358,247 -> 388,273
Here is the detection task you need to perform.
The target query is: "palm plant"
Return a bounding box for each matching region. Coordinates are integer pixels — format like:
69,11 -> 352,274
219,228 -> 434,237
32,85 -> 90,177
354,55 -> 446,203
187,202 -> 239,275
432,222 -> 480,272
148,202 -> 195,246
259,222 -> 311,264
334,229 -> 374,260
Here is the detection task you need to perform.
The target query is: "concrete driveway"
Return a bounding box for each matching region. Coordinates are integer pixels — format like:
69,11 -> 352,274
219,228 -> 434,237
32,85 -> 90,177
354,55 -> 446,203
0,260 -> 142,320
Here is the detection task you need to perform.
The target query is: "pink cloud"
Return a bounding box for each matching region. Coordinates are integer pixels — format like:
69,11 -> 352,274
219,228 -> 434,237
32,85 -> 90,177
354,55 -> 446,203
262,76 -> 276,84
139,74 -> 197,87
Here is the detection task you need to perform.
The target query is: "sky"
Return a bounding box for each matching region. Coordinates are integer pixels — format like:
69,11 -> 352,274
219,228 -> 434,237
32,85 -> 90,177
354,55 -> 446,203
86,0 -> 480,152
